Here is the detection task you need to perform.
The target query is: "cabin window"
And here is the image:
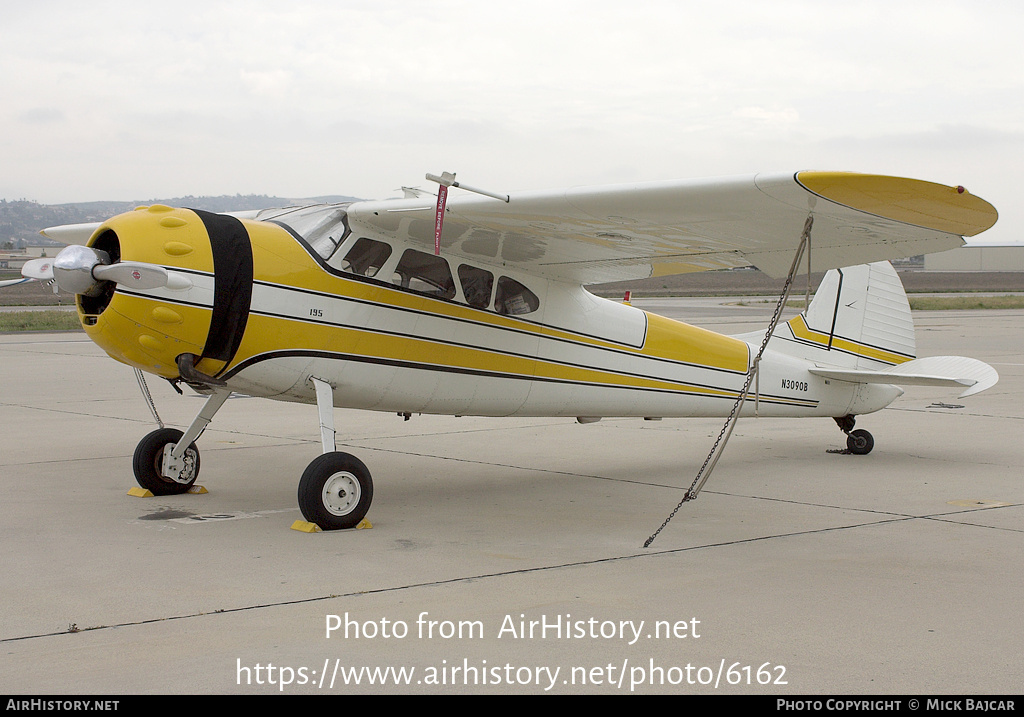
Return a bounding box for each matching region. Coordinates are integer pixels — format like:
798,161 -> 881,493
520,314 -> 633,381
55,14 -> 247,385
457,265 -> 494,309
495,276 -> 539,315
341,237 -> 392,278
392,249 -> 456,300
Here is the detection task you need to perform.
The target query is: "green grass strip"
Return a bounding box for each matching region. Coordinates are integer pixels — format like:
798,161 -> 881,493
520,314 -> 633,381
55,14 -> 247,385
0,310 -> 82,333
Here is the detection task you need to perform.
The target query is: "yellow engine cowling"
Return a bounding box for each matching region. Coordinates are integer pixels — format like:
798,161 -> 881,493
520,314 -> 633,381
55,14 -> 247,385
80,205 -> 244,381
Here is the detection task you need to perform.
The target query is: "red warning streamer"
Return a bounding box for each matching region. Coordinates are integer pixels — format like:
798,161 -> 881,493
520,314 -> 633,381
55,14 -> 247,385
434,184 -> 448,256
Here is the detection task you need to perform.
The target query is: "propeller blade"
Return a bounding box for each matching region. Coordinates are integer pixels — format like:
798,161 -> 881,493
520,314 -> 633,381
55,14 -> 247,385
39,222 -> 103,246
92,262 -> 170,290
165,272 -> 193,290
0,278 -> 32,288
22,258 -> 55,281
23,245 -> 193,294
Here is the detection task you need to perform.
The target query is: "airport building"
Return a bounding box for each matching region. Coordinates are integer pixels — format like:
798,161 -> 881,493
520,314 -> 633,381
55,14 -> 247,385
926,244 -> 1024,271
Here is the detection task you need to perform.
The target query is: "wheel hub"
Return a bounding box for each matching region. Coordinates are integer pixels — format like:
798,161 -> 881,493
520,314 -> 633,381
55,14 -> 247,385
322,471 -> 361,516
160,444 -> 197,484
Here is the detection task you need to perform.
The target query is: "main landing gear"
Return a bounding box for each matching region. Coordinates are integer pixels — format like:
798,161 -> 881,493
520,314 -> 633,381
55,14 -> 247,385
296,377 -> 374,530
833,415 -> 874,455
297,452 -> 373,531
130,378 -> 374,530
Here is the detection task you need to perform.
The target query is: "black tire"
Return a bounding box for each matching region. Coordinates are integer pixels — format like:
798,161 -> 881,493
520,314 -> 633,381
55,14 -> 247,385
298,452 -> 373,530
847,429 -> 874,455
133,428 -> 200,495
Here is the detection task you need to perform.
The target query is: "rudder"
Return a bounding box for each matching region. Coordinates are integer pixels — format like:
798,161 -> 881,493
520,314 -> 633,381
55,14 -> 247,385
774,262 -> 916,369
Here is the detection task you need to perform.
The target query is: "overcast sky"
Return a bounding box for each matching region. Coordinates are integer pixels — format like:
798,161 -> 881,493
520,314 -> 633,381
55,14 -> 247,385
2,0 -> 1020,243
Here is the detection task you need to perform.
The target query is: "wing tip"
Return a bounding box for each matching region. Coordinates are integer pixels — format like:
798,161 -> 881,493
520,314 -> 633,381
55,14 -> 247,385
796,171 -> 998,237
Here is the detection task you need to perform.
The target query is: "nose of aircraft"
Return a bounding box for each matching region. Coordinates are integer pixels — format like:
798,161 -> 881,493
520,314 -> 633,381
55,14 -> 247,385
61,206 -> 228,380
30,204 -> 259,385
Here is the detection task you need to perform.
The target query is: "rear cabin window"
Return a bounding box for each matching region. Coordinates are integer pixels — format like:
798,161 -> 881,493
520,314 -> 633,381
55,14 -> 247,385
341,237 -> 391,278
392,249 -> 456,300
458,265 -> 494,309
495,276 -> 539,315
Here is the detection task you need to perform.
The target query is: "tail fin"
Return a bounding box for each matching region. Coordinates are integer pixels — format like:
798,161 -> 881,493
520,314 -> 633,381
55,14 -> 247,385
776,261 -> 915,369
763,261 -> 998,397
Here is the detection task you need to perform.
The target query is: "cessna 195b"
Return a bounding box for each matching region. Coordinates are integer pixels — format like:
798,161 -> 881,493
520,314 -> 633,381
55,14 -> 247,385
11,171 -> 999,531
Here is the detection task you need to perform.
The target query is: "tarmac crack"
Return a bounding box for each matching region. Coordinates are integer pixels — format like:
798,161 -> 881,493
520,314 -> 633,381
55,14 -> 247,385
0,402 -> 155,424
4,504 -> 1018,645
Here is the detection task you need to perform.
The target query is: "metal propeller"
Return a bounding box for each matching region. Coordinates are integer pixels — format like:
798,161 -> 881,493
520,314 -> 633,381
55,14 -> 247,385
0,277 -> 33,288
15,245 -> 191,295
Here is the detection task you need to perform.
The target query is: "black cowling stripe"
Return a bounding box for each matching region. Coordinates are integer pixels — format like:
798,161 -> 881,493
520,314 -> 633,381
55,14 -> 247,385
192,210 -> 253,373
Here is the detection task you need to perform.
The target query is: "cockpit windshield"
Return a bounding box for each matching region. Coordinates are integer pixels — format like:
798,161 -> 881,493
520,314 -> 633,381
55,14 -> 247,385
257,204 -> 352,260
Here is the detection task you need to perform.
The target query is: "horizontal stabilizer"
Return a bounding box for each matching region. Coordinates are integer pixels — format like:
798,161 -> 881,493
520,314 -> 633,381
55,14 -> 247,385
809,356 -> 998,398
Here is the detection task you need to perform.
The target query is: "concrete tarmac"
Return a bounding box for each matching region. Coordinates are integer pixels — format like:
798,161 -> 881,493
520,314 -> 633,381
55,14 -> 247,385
1,300 -> 1021,695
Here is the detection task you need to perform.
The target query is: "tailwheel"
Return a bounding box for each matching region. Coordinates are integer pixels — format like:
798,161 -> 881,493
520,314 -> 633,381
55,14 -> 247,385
298,452 -> 373,530
832,415 -> 874,455
846,429 -> 874,455
133,428 -> 200,495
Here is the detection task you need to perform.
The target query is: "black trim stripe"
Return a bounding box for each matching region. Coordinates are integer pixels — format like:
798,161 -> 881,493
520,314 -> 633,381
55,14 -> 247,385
246,306 -> 755,399
777,319 -> 915,365
220,349 -> 818,409
773,334 -> 904,367
193,210 -> 253,371
117,290 -> 212,312
124,275 -> 748,383
828,268 -> 844,350
115,283 -> 758,397
250,278 -> 746,378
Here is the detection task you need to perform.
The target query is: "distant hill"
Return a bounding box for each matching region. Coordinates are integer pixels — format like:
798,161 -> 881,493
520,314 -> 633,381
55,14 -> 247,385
0,195 -> 360,247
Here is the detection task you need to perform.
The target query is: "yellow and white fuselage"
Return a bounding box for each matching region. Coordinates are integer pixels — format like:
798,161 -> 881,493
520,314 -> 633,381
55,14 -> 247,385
26,171 -> 996,529
79,204 -> 899,424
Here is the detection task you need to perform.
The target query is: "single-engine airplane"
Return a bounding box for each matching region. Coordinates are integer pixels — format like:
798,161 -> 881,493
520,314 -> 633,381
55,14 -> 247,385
10,171 -> 1000,530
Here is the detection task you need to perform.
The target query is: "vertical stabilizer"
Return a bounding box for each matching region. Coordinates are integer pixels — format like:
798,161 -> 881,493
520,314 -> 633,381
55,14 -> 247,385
770,262 -> 916,369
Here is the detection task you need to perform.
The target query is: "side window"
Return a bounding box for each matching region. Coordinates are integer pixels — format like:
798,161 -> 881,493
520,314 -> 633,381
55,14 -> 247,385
341,237 -> 392,278
458,265 -> 494,309
495,276 -> 539,316
392,249 -> 456,300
